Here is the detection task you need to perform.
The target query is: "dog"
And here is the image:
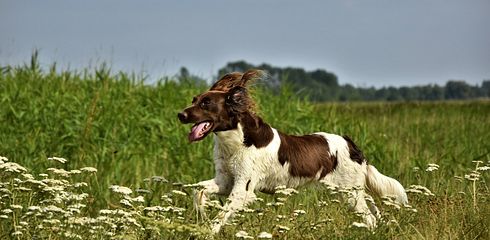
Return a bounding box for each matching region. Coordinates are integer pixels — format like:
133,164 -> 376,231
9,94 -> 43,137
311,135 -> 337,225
178,70 -> 408,233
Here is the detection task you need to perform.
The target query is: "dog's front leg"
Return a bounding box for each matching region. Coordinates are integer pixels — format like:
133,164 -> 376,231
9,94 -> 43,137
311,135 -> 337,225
211,178 -> 257,233
193,177 -> 231,219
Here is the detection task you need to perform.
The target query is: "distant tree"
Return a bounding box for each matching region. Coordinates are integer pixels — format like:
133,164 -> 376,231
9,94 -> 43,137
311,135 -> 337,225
179,67 -> 190,79
481,80 -> 490,97
445,80 -> 472,99
310,69 -> 338,87
178,66 -> 207,86
386,87 -> 402,101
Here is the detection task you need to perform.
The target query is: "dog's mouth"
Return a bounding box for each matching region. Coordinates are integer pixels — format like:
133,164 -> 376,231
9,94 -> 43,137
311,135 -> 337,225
188,121 -> 214,142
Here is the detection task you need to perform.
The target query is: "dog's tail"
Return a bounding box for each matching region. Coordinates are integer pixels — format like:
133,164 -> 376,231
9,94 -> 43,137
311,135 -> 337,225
365,164 -> 408,205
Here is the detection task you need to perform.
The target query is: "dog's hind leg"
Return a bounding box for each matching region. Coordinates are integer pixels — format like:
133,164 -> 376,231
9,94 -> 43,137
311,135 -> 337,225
346,188 -> 377,229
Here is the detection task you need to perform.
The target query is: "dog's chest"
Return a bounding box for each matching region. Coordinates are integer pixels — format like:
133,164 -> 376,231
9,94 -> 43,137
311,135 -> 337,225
214,126 -> 250,174
214,126 -> 289,188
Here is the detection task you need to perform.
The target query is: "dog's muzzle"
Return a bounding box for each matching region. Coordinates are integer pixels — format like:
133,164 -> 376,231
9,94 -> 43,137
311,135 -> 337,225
178,111 -> 189,123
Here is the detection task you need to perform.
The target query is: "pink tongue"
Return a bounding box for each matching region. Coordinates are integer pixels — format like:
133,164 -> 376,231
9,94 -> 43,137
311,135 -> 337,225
188,122 -> 209,142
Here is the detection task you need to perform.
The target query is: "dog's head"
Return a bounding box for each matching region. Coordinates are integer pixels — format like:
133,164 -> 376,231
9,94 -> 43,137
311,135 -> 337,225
178,70 -> 264,142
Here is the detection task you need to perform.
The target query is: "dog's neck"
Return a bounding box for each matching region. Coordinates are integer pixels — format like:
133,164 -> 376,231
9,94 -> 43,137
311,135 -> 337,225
215,111 -> 274,149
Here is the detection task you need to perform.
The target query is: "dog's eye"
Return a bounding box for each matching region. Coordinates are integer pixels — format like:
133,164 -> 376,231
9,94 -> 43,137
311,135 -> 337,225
200,97 -> 211,108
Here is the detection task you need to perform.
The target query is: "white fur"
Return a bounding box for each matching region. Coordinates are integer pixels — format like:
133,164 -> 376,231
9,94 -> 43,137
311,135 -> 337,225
194,124 -> 407,233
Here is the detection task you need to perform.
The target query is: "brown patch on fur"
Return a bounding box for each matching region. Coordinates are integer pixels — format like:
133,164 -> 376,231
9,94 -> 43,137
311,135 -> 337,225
278,133 -> 338,178
343,135 -> 365,164
239,112 -> 274,148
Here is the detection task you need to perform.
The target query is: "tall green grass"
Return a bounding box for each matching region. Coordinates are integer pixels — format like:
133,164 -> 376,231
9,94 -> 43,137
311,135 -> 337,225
0,59 -> 489,239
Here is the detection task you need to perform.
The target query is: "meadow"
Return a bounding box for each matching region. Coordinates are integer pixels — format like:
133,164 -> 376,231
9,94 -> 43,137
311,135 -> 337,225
0,59 -> 489,239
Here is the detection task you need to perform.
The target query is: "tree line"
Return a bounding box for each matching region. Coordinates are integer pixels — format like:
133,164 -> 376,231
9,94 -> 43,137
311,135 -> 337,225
201,60 -> 488,102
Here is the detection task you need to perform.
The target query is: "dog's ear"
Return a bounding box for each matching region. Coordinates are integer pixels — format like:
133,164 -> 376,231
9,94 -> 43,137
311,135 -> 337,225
240,69 -> 266,86
210,69 -> 266,91
226,86 -> 250,113
210,72 -> 244,91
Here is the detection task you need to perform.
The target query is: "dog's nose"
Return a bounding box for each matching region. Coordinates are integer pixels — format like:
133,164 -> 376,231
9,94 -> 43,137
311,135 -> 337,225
177,111 -> 188,123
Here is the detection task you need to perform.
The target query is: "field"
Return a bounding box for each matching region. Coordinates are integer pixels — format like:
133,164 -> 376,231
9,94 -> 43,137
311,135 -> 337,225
1,61 -> 489,239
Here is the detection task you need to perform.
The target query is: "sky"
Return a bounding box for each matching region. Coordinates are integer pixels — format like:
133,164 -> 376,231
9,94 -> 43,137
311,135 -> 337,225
1,0 -> 489,87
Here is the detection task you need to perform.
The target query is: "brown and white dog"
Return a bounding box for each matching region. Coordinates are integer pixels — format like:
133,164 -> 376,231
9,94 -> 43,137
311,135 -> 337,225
178,70 -> 407,233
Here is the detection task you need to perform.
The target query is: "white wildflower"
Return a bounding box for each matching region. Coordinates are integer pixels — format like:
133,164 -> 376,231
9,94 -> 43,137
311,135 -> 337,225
276,188 -> 298,196
144,206 -> 164,212
28,206 -> 41,211
21,173 -> 34,180
80,167 -> 97,173
70,169 -> 82,175
317,200 -> 328,207
11,231 -> 22,237
47,168 -> 71,177
110,185 -> 133,195
243,208 -> 255,213
2,209 -> 13,214
351,222 -> 369,228
171,190 -> 187,196
0,162 -> 27,173
276,197 -> 287,202
44,205 -> 64,213
19,221 -> 28,226
16,186 -> 31,192
68,193 -> 89,201
277,225 -> 290,231
476,166 -> 490,171
425,163 -> 439,172
99,209 -> 113,215
48,157 -> 67,164
235,230 -> 253,239
276,214 -> 287,220
275,185 -> 287,190
382,196 -> 402,210
39,173 -> 48,178
266,202 -> 284,206
464,172 -> 481,181
257,231 -> 273,239
74,182 -> 88,188
25,179 -> 47,187
0,188 -> 12,194
64,231 -> 83,240
0,156 -> 8,162
130,196 -> 145,203
0,215 -> 8,219
68,203 -> 86,209
151,176 -> 168,183
293,209 -> 306,216
412,166 -> 420,172
43,219 -> 61,225
10,205 -> 23,210
120,199 -> 133,207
